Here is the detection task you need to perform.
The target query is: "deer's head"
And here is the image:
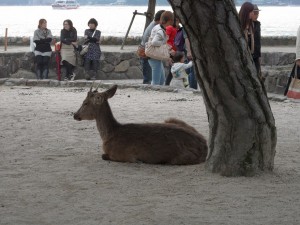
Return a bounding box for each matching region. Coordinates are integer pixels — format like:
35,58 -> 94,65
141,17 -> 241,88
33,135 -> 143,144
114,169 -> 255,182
74,84 -> 118,121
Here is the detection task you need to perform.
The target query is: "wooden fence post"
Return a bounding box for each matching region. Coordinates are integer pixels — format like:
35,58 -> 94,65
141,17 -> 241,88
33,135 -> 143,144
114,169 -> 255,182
4,28 -> 8,51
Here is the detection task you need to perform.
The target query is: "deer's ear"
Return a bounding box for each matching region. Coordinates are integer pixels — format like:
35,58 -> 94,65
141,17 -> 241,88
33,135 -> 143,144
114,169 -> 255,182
104,85 -> 117,99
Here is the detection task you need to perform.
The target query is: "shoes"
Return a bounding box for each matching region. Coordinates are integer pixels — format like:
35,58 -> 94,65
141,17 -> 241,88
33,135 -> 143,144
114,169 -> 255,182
64,76 -> 69,81
70,73 -> 76,81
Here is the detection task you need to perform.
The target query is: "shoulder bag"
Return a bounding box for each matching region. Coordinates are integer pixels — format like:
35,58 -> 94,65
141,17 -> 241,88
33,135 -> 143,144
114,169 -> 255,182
145,31 -> 170,61
136,45 -> 147,58
286,64 -> 300,99
80,30 -> 96,56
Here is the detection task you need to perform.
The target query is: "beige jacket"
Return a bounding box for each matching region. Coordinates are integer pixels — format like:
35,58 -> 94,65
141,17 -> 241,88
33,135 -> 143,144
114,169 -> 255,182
296,25 -> 300,61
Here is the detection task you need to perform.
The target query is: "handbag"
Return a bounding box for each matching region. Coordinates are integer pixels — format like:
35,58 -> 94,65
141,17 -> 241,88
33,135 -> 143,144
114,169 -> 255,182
80,30 -> 96,56
136,45 -> 147,58
286,64 -> 300,99
145,37 -> 170,61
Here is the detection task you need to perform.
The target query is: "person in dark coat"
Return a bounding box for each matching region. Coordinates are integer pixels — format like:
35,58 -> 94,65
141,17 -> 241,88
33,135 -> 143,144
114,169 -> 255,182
252,4 -> 262,78
83,18 -> 101,80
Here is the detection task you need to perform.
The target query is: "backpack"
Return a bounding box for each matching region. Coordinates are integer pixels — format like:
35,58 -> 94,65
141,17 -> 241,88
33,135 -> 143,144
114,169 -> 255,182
174,27 -> 185,52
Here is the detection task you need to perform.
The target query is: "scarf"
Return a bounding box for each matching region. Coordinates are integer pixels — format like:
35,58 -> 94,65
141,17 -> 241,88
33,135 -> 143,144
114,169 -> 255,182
33,28 -> 52,41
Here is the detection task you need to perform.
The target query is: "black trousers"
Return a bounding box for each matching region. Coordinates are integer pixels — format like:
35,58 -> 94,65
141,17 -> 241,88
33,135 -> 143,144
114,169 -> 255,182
35,55 -> 50,79
84,59 -> 99,72
62,60 -> 74,78
253,57 -> 261,75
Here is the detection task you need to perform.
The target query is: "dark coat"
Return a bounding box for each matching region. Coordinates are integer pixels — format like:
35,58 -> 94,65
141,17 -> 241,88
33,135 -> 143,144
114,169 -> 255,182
252,21 -> 261,59
60,28 -> 77,45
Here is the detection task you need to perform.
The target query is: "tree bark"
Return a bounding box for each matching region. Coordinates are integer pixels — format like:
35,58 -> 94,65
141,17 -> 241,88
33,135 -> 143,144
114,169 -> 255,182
144,0 -> 156,31
168,0 -> 277,176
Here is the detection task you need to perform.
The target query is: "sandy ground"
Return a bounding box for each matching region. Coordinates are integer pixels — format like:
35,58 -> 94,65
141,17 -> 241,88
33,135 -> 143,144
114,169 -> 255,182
0,84 -> 299,225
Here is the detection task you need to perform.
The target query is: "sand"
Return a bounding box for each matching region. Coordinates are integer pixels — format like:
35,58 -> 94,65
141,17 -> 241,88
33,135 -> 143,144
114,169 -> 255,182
0,84 -> 299,225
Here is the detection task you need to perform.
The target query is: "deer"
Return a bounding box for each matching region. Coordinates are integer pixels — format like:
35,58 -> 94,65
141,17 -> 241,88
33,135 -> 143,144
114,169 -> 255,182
73,84 -> 208,165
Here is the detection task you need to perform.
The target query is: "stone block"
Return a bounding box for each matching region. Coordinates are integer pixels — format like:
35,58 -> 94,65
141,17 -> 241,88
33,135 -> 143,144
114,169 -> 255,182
120,52 -> 135,61
102,62 -> 114,73
103,52 -> 121,65
108,72 -> 126,80
49,80 -> 60,87
129,58 -> 141,67
73,81 -> 87,87
126,66 -> 142,79
115,60 -> 130,72
10,69 -> 35,79
0,78 -> 8,85
26,79 -> 38,86
97,71 -> 108,80
10,58 -> 20,74
4,78 -> 24,86
0,66 -> 9,78
37,80 -> 50,87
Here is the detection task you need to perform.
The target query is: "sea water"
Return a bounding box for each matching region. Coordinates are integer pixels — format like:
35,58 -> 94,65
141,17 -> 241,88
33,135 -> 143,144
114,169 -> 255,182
0,5 -> 299,37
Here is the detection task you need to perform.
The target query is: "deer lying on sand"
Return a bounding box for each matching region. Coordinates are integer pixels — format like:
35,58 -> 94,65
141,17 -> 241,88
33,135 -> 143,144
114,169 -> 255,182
74,85 -> 208,165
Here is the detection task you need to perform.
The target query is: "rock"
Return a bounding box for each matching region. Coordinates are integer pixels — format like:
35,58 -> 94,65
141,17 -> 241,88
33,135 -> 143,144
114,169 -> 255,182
126,66 -> 142,79
115,60 -> 130,72
102,62 -> 114,73
10,69 -> 36,79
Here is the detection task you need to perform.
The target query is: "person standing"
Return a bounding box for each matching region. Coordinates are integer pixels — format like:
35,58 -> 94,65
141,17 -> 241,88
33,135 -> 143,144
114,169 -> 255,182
239,2 -> 261,75
148,11 -> 174,85
83,18 -> 101,80
140,10 -> 165,84
33,19 -> 52,79
60,19 -> 77,80
284,25 -> 300,96
165,17 -> 180,86
252,4 -> 262,78
183,28 -> 198,89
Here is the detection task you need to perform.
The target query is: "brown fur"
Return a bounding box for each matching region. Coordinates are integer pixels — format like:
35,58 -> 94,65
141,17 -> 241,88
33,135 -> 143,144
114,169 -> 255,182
74,85 -> 208,165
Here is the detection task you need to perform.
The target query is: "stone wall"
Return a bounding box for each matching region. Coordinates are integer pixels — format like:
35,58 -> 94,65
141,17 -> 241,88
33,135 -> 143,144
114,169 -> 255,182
0,49 -> 296,95
0,51 -> 143,81
0,35 -> 297,46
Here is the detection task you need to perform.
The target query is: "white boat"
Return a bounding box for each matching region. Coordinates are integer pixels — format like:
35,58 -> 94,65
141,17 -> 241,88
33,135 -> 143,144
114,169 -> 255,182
110,0 -> 126,5
52,0 -> 80,10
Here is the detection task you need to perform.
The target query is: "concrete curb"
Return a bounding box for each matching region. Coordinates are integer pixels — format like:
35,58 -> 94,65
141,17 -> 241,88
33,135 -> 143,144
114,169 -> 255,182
0,78 -> 289,102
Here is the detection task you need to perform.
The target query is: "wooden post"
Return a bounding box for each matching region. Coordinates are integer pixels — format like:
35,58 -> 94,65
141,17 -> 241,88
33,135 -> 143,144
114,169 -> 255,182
121,10 -> 145,50
4,28 -> 8,51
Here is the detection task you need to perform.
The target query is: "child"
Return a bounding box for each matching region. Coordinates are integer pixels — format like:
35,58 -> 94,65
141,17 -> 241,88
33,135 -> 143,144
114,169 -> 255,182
170,51 -> 193,88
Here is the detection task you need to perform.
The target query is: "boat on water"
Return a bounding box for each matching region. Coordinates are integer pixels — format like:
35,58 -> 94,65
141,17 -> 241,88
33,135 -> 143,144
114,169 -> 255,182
110,0 -> 127,5
52,0 -> 80,10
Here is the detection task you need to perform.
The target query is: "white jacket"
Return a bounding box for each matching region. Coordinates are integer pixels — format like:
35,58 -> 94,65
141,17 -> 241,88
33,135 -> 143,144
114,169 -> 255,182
171,61 -> 193,79
148,24 -> 167,47
296,25 -> 300,61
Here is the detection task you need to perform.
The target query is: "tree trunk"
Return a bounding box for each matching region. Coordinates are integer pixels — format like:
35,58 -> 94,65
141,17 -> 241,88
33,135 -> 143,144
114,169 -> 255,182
144,0 -> 156,31
168,0 -> 277,176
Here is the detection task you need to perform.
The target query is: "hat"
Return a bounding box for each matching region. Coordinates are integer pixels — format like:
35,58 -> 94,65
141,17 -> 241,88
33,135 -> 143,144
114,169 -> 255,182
253,4 -> 261,11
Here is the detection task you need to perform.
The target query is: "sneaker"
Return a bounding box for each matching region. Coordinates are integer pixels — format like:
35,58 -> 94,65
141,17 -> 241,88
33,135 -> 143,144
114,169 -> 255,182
64,76 -> 69,81
70,73 -> 76,81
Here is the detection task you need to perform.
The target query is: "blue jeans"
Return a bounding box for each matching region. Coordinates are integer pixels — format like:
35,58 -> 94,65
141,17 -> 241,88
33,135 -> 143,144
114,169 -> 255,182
148,58 -> 165,85
188,66 -> 198,89
140,58 -> 152,84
